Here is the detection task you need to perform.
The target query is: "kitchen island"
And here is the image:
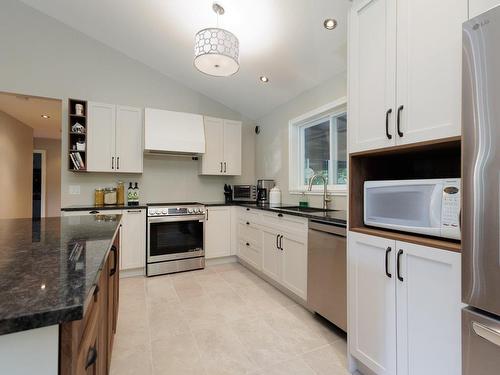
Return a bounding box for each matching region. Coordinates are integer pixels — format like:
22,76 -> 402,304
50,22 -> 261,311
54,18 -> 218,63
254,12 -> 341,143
0,214 -> 121,375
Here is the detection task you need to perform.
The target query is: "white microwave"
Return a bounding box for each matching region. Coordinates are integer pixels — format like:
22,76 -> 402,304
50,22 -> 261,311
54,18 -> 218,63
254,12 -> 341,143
364,178 -> 461,240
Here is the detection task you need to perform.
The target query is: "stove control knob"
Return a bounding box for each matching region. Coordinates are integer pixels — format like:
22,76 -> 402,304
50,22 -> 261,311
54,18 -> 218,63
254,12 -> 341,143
162,209 -> 168,215
188,208 -> 193,213
149,209 -> 156,215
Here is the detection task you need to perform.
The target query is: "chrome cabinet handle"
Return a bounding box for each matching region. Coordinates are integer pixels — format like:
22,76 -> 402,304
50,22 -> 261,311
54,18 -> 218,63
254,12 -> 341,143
397,105 -> 404,137
385,109 -> 393,139
385,247 -> 392,278
397,249 -> 404,282
473,322 -> 500,347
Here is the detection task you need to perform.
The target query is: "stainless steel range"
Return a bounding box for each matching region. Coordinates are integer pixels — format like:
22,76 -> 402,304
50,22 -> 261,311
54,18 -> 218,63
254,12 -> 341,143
147,203 -> 206,276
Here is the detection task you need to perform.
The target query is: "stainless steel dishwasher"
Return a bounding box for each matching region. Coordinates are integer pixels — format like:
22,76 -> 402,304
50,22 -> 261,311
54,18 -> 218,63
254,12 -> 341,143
307,220 -> 347,331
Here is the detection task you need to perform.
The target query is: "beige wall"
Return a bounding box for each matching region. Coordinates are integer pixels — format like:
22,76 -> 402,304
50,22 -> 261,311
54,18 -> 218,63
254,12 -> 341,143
256,72 -> 348,210
0,0 -> 256,208
33,138 -> 61,217
0,111 -> 33,218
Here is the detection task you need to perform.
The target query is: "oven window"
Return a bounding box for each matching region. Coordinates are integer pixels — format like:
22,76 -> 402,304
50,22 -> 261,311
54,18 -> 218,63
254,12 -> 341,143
149,220 -> 203,257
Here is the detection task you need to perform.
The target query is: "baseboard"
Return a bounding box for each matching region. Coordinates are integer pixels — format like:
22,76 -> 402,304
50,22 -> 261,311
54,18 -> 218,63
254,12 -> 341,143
206,255 -> 237,266
119,267 -> 145,278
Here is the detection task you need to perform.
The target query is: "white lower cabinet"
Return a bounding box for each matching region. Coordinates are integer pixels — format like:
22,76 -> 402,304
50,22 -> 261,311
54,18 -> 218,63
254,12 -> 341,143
204,206 -> 231,259
280,235 -> 307,300
120,209 -> 146,271
262,228 -> 282,282
348,231 -> 462,375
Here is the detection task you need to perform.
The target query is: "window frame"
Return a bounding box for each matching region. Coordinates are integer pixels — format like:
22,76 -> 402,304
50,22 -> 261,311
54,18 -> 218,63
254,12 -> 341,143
288,97 -> 348,196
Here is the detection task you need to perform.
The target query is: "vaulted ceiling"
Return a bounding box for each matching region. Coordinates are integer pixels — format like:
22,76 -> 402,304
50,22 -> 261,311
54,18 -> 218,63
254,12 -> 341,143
18,0 -> 349,120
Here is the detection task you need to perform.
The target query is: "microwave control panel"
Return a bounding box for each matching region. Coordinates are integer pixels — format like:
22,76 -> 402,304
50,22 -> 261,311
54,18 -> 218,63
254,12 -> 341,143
441,180 -> 461,240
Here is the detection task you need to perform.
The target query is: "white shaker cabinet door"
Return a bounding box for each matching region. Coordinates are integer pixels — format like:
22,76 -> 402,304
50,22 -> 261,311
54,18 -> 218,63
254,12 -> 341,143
120,209 -> 146,271
204,207 -> 231,259
200,116 -> 224,175
348,0 -> 397,153
223,119 -> 242,175
281,235 -> 307,300
348,231 -> 397,375
262,228 -> 281,283
115,106 -> 143,173
395,242 -> 462,375
87,102 -> 116,172
395,0 -> 466,144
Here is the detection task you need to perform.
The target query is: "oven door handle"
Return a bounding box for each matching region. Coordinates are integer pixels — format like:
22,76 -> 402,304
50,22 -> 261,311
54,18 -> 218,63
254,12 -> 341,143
148,215 -> 206,223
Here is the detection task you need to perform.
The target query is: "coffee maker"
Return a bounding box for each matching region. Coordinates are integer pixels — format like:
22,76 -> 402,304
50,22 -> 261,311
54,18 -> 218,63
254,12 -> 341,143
257,179 -> 275,204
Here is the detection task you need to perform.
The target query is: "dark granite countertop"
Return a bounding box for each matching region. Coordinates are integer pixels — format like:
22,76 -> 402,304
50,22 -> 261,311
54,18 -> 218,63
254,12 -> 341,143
203,202 -> 347,227
0,215 -> 121,335
61,204 -> 147,211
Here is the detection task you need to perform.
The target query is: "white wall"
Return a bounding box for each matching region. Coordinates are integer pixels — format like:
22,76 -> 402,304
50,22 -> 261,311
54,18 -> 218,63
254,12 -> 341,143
0,0 -> 255,207
256,72 -> 347,210
0,110 -> 33,219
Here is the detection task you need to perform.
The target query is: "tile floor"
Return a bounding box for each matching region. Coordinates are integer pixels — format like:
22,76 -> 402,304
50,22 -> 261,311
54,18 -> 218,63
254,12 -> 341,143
110,262 -> 351,375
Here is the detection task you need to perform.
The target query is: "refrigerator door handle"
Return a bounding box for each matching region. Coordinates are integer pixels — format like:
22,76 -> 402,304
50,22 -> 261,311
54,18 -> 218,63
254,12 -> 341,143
473,321 -> 500,347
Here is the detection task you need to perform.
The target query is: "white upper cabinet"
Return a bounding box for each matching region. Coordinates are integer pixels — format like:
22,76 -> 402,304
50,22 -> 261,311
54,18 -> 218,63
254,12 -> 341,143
87,102 -> 116,172
470,0 -> 500,18
87,101 -> 143,173
395,0 -> 466,145
115,106 -> 143,173
348,231 -> 397,375
348,0 -> 466,153
200,116 -> 242,175
349,0 -> 397,153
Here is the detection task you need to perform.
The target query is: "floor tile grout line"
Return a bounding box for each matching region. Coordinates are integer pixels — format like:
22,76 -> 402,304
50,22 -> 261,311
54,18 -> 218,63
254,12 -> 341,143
142,278 -> 156,375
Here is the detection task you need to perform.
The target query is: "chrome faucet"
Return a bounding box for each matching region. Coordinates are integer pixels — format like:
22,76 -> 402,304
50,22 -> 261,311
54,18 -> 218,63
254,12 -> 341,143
308,173 -> 331,210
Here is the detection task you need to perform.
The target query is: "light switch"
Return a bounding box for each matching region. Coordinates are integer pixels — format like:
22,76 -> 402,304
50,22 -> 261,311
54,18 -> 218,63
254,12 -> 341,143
69,185 -> 80,195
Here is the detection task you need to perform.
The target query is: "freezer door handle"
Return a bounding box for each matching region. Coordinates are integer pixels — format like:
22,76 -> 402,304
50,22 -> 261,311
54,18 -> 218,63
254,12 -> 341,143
473,321 -> 500,347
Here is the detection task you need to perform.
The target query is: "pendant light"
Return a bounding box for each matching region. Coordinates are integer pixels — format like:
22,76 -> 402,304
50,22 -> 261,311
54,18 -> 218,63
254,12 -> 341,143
194,3 -> 240,77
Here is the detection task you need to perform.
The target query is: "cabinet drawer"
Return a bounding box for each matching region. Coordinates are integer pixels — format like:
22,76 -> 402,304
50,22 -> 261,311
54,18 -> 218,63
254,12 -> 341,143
239,207 -> 261,223
238,222 -> 262,249
261,212 -> 307,236
238,241 -> 262,271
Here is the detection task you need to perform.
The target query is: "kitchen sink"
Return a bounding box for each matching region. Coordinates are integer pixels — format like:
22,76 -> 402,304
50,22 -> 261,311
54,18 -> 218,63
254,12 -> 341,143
274,206 -> 336,213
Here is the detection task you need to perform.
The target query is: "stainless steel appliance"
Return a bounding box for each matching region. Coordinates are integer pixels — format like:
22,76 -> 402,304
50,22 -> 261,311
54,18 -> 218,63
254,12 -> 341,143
364,178 -> 461,240
257,179 -> 275,204
147,203 -> 206,276
462,7 -> 500,374
232,184 -> 257,201
307,220 -> 347,331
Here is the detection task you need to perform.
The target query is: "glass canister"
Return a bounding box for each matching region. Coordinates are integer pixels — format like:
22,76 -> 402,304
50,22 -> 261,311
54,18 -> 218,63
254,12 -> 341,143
104,188 -> 117,205
94,188 -> 104,206
116,181 -> 125,205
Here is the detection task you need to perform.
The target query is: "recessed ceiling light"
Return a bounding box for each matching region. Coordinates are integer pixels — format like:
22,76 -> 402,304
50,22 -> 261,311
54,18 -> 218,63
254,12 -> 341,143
259,76 -> 269,83
324,18 -> 337,30
41,114 -> 50,119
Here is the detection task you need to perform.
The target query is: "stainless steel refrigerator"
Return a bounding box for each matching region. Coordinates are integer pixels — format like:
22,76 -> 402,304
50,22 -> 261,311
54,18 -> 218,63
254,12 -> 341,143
462,6 -> 500,375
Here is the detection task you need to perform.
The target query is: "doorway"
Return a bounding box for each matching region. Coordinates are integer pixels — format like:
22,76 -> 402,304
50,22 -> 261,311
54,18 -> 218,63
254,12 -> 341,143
32,150 -> 46,219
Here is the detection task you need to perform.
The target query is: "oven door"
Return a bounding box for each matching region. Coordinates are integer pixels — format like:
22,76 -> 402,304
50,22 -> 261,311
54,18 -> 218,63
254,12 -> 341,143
147,215 -> 205,263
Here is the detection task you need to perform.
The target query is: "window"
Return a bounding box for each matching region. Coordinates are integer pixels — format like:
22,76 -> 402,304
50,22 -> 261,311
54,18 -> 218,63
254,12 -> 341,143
289,99 -> 347,194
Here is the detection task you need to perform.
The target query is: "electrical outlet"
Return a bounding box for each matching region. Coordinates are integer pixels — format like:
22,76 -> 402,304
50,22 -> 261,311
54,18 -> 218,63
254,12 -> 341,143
69,185 -> 80,195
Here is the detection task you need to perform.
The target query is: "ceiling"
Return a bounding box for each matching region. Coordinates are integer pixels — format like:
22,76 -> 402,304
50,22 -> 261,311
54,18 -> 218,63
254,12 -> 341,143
0,92 -> 62,139
18,0 -> 349,120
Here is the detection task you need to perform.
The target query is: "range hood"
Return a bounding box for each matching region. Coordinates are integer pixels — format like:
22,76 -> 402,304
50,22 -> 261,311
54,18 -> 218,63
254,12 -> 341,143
144,108 -> 205,155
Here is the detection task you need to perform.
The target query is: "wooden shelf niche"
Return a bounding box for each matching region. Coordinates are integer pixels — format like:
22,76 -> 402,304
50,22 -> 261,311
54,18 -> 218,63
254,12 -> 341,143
68,99 -> 87,172
349,136 -> 461,252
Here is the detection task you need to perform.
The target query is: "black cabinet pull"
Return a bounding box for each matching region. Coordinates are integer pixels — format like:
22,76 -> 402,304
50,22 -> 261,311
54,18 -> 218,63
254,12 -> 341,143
276,234 -> 279,249
93,284 -> 100,301
220,162 -> 223,173
112,156 -> 115,169
117,156 -> 120,170
224,162 -> 227,173
85,346 -> 98,369
279,235 -> 284,251
246,242 -> 250,247
246,208 -> 250,211
110,245 -> 118,276
385,108 -> 393,139
278,213 -> 283,218
397,105 -> 404,137
246,222 -> 250,225
397,249 -> 404,282
385,247 -> 392,278
89,210 -> 99,214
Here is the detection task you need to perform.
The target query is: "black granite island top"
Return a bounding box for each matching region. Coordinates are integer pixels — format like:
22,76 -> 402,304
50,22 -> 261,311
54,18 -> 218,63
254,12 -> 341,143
203,202 -> 347,227
0,215 -> 121,335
